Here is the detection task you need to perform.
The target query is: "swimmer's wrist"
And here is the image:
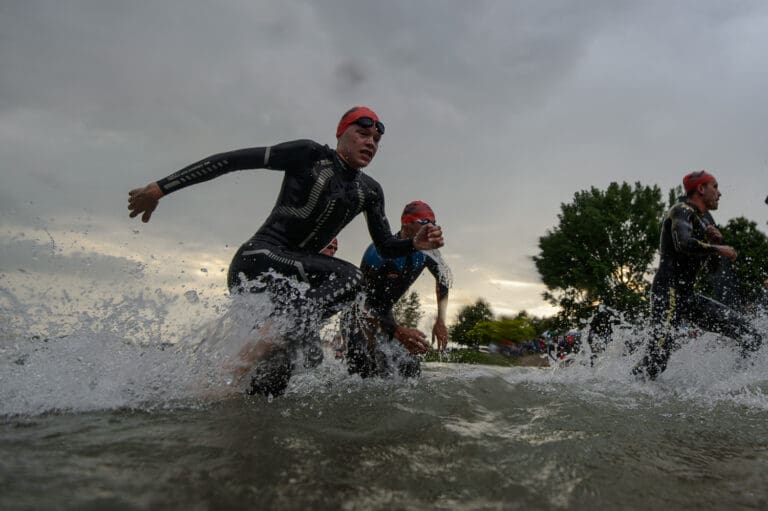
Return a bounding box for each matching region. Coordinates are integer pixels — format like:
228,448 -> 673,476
155,178 -> 175,195
149,182 -> 165,198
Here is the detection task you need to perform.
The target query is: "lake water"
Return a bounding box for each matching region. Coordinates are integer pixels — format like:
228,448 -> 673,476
3,319 -> 768,510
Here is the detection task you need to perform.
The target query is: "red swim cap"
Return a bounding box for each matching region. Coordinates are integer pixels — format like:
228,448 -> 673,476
401,201 -> 436,224
320,237 -> 338,256
336,106 -> 381,138
683,170 -> 715,194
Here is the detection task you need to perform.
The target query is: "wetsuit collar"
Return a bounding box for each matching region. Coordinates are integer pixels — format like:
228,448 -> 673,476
334,150 -> 361,175
685,197 -> 708,215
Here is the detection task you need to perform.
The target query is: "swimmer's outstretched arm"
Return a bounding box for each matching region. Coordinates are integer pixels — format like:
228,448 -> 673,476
425,258 -> 450,350
128,140 -> 320,223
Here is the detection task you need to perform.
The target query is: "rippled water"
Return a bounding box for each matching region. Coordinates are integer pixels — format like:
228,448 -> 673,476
3,328 -> 768,510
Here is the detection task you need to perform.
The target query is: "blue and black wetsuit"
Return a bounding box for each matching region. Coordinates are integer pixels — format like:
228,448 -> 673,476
346,237 -> 450,378
156,139 -> 415,393
633,199 -> 761,379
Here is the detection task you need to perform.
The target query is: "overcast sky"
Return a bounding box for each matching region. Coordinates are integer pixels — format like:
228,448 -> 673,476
2,0 -> 768,322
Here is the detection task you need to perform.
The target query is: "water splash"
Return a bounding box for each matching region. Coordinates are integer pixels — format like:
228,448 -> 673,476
0,285 -> 343,416
421,248 -> 453,288
0,222 -> 269,415
505,314 -> 768,411
0,250 -> 405,417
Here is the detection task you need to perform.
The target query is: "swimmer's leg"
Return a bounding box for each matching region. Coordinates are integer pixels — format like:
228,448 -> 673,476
227,320 -> 281,387
346,329 -> 377,378
631,338 -> 671,381
633,288 -> 678,381
246,348 -> 294,398
393,349 -> 421,378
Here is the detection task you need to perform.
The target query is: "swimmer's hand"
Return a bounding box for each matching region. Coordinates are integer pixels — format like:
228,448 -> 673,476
432,317 -> 448,351
414,224 -> 444,250
705,225 -> 723,243
128,182 -> 164,223
714,245 -> 737,261
394,325 -> 430,355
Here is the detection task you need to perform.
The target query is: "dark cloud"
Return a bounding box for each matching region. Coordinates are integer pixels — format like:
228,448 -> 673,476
335,60 -> 368,90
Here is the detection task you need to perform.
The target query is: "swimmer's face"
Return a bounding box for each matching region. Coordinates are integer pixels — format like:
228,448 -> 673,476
701,179 -> 721,210
401,218 -> 436,239
336,123 -> 380,169
320,239 -> 338,256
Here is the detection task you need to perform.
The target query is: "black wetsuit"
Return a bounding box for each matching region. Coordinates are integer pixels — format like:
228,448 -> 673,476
345,239 -> 450,378
633,199 -> 761,379
157,139 -> 415,394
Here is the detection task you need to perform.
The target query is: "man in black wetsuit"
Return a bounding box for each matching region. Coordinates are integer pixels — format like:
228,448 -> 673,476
346,201 -> 450,379
128,106 -> 444,396
632,170 -> 761,380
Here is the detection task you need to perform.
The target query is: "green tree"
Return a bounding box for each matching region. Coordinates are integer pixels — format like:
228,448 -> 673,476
449,299 -> 494,347
667,185 -> 683,208
469,316 -> 536,344
392,290 -> 423,328
514,310 -> 559,336
709,217 -> 768,307
534,182 -> 665,325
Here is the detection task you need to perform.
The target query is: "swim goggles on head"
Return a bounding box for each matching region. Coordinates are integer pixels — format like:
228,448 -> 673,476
352,117 -> 385,135
415,218 -> 436,225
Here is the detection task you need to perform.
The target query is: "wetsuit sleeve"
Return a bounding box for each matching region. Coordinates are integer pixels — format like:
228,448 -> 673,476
670,205 -> 719,256
363,181 -> 415,258
425,256 -> 450,300
156,139 -> 321,195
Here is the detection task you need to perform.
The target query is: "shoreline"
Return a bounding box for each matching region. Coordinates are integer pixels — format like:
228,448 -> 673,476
424,350 -> 550,368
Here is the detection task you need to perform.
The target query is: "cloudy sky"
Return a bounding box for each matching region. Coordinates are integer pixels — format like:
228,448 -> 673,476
2,0 -> 768,323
